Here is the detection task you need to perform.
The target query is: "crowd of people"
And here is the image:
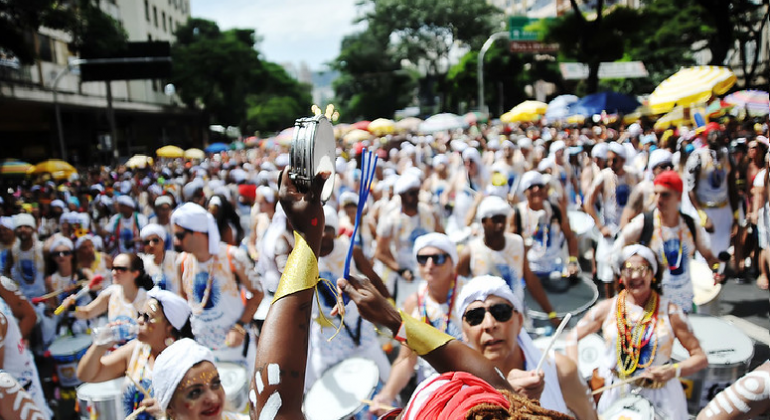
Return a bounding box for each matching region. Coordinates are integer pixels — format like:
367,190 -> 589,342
0,114 -> 768,420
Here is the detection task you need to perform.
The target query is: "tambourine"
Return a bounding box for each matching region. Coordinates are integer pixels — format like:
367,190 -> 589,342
289,114 -> 336,202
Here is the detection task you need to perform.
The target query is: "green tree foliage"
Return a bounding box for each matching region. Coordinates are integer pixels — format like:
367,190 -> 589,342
70,0 -> 127,57
331,28 -> 417,121
171,19 -> 311,133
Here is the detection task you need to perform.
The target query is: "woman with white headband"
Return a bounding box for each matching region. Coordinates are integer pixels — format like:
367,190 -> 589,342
77,288 -> 193,420
139,224 -> 180,295
564,244 -> 707,419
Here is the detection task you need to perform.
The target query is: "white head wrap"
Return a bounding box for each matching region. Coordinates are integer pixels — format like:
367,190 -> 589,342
147,288 -> 192,330
591,142 -> 608,159
50,199 -> 66,210
518,137 -> 533,149
628,123 -> 643,137
183,180 -> 204,201
335,157 -> 348,174
0,217 -> 14,230
116,195 -> 136,209
152,338 -> 215,411
477,196 -> 511,220
229,168 -> 247,183
456,275 -> 523,320
462,147 -> 482,165
405,166 -> 423,181
256,185 -> 275,204
519,171 -> 545,192
323,205 -> 339,235
99,195 -> 113,207
608,142 -> 627,160
171,203 -> 221,255
275,153 -> 290,168
648,149 -> 673,170
502,140 -> 515,150
75,234 -> 95,250
13,214 -> 35,229
208,196 -> 223,208
140,223 -> 168,241
537,158 -> 555,172
549,140 -> 566,155
394,175 -> 421,195
155,195 -> 173,208
49,237 -> 74,253
413,233 -> 458,266
77,213 -> 90,230
487,139 -> 500,150
432,154 -> 449,167
339,191 -> 359,207
619,244 -> 658,275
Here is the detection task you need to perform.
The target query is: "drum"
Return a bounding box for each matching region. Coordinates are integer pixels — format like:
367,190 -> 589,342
601,395 -> 667,420
303,357 -> 379,420
76,377 -> 124,420
290,114 -> 336,202
532,333 -> 604,381
671,315 -> 754,414
568,210 -> 597,259
217,362 -> 249,413
524,274 -> 598,329
691,260 -> 721,315
48,334 -> 92,387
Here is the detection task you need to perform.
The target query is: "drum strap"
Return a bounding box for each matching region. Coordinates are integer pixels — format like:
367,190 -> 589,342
640,211 -> 697,246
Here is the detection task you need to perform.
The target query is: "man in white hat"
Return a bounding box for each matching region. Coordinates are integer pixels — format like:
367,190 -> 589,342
171,202 -> 263,366
106,196 -> 148,257
38,199 -> 66,239
584,142 -> 639,297
149,195 -> 175,250
2,214 -> 46,299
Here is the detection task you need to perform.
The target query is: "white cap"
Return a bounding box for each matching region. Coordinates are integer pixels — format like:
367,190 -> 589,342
519,171 -> 545,192
394,175 -> 421,195
477,196 -> 511,220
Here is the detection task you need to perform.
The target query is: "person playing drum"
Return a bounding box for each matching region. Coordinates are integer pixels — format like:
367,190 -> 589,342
565,244 -> 707,419
614,171 -> 722,313
457,275 -> 597,419
77,288 -> 194,420
251,167 -> 572,420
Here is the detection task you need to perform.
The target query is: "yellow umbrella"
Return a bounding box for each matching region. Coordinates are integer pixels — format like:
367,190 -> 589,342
368,118 -> 396,136
28,160 -> 77,180
126,155 -> 154,169
653,105 -> 706,130
184,148 -> 205,160
501,100 -> 548,123
343,129 -> 373,145
156,145 -> 185,158
648,66 -> 736,114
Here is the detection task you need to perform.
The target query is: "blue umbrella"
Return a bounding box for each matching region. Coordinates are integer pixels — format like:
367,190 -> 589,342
568,91 -> 640,117
204,142 -> 228,153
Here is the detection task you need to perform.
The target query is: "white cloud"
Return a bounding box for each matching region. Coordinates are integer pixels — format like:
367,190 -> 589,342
190,0 -> 366,70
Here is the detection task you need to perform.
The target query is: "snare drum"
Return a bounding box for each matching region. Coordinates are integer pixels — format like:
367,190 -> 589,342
532,333 -> 604,381
671,315 -> 754,413
217,362 -> 248,413
290,115 -> 336,202
76,377 -> 124,420
690,261 -> 721,315
524,274 -> 598,329
303,357 -> 379,420
48,334 -> 92,387
601,395 -> 667,420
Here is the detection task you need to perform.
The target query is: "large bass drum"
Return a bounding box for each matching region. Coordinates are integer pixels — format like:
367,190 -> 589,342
290,115 -> 336,202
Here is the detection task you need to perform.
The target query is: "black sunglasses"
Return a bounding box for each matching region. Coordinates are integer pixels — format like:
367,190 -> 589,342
174,229 -> 193,241
655,163 -> 673,171
463,303 -> 515,326
54,250 -> 73,257
137,312 -> 159,324
416,253 -> 450,266
113,266 -> 130,272
527,183 -> 544,191
143,238 -> 162,246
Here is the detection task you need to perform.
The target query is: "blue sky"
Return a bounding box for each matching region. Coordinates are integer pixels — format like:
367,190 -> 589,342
190,0 -> 366,71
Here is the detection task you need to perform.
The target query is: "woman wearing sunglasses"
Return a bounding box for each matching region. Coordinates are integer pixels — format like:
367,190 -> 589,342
46,237 -> 93,307
565,244 -> 707,419
77,288 -> 193,420
65,253 -> 154,327
139,224 -> 180,295
457,275 -> 596,419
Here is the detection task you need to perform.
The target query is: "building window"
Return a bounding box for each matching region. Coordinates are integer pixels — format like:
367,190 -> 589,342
169,17 -> 174,32
38,34 -> 54,62
145,0 -> 150,21
153,6 -> 158,28
162,11 -> 166,31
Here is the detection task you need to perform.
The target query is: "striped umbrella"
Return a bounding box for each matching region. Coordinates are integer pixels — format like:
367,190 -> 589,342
0,160 -> 32,176
724,90 -> 769,116
648,66 -> 736,114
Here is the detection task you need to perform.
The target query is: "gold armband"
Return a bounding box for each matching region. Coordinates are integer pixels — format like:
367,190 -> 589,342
697,210 -> 708,227
399,310 -> 454,356
272,231 -> 320,303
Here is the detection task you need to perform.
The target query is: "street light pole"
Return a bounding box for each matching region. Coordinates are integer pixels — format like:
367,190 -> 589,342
477,31 -> 509,115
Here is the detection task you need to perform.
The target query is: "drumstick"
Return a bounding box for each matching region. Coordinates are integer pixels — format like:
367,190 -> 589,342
361,399 -> 396,411
54,275 -> 104,315
591,376 -> 643,395
125,372 -> 152,399
31,280 -> 88,303
535,312 -> 572,373
125,406 -> 147,420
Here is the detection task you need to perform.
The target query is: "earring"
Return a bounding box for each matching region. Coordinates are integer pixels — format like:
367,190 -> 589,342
165,337 -> 175,347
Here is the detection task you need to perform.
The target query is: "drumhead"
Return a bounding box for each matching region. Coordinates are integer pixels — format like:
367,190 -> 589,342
532,333 -> 604,380
77,377 -> 124,400
601,395 -> 657,420
671,315 -> 753,366
49,334 -> 93,356
303,357 -> 379,420
216,362 -> 248,397
568,211 -> 594,236
690,261 -> 721,305
525,274 -> 598,322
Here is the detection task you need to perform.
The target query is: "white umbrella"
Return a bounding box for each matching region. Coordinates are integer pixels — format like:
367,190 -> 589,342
545,95 -> 579,122
419,113 -> 468,133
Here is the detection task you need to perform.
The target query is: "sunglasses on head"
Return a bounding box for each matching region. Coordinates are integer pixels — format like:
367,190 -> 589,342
54,250 -> 73,257
416,253 -> 450,266
143,238 -> 161,246
113,266 -> 130,273
463,303 -> 515,326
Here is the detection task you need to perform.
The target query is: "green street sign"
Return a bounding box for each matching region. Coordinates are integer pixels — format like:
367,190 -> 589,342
508,16 -> 540,41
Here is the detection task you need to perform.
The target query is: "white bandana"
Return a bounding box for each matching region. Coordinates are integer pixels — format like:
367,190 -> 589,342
413,233 -> 457,266
170,202 -> 220,255
620,244 -> 658,275
477,196 -> 511,220
147,287 -> 191,330
49,237 -> 74,253
140,223 -> 167,241
152,338 -> 215,411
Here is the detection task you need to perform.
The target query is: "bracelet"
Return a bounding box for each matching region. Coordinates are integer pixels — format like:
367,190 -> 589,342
733,210 -> 739,220
231,323 -> 247,336
674,363 -> 681,378
568,256 -> 579,264
548,311 -> 558,319
712,263 -> 720,271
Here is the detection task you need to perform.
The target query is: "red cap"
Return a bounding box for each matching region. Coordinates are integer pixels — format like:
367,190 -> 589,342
654,170 -> 683,197
238,184 -> 257,201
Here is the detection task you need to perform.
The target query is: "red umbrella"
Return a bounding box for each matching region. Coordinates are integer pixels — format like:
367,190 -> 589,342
351,120 -> 371,131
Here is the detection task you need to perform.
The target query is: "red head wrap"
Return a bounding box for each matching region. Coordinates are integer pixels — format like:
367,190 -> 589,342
402,372 -> 510,420
654,170 -> 683,197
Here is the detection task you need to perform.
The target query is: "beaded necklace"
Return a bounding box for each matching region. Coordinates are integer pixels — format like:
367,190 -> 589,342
418,277 -> 458,333
655,211 -> 683,271
615,290 -> 659,377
